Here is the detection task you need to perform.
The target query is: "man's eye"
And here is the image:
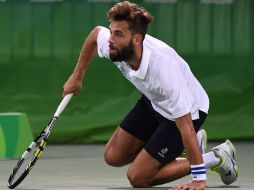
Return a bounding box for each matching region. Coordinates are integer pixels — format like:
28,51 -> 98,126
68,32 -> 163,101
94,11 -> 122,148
115,33 -> 122,37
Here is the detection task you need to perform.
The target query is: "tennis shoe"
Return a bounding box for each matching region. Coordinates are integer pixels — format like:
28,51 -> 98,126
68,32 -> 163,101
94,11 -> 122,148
180,129 -> 207,157
212,139 -> 236,159
197,129 -> 207,154
211,140 -> 238,185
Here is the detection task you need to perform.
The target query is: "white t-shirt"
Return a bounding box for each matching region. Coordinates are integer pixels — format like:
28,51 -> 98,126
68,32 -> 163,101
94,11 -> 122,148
97,27 -> 209,121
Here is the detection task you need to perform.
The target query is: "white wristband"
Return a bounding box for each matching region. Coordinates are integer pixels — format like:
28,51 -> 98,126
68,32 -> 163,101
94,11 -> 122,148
191,164 -> 207,181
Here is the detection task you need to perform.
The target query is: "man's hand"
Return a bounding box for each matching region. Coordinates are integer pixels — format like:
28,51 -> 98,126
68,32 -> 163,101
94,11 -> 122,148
170,180 -> 206,190
62,73 -> 83,97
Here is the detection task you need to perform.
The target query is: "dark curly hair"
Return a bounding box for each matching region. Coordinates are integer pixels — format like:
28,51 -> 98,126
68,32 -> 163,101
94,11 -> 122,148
107,1 -> 153,40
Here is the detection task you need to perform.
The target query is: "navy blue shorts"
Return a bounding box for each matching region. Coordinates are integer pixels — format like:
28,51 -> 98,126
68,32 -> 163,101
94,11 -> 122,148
120,95 -> 207,164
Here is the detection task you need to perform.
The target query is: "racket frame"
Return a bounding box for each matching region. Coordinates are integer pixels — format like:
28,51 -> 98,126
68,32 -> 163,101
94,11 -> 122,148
7,93 -> 73,189
7,116 -> 57,189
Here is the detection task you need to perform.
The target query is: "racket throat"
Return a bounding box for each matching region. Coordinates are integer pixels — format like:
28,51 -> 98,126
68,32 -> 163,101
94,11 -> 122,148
44,117 -> 57,134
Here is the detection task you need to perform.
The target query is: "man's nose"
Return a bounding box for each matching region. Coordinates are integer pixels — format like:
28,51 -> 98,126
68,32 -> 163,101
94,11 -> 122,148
108,35 -> 114,44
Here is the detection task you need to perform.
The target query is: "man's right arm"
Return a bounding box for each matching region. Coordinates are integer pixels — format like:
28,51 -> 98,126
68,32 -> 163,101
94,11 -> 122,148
62,26 -> 102,97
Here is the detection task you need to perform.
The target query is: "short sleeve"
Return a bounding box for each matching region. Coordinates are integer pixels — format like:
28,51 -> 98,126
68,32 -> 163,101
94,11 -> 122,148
97,27 -> 110,59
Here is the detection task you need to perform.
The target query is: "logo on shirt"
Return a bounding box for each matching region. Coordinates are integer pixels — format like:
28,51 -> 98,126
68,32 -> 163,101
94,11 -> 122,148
157,148 -> 168,158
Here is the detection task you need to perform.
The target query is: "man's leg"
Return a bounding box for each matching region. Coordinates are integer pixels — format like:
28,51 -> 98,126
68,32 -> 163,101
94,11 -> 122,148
127,148 -> 190,187
104,128 -> 209,185
104,126 -> 190,187
104,128 -> 209,186
127,141 -> 238,188
104,95 -> 159,167
126,111 -> 207,187
104,126 -> 144,167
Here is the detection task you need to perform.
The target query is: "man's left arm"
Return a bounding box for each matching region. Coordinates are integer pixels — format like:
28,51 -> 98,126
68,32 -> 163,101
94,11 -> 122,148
174,113 -> 206,190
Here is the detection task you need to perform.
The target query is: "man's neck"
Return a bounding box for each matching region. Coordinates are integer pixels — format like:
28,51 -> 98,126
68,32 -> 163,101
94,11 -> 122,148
127,45 -> 143,71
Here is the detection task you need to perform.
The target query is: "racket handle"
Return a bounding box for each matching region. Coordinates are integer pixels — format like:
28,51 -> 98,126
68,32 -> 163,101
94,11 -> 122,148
54,93 -> 73,117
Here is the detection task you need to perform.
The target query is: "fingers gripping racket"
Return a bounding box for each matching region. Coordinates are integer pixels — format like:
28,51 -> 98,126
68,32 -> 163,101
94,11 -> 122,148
7,94 -> 73,189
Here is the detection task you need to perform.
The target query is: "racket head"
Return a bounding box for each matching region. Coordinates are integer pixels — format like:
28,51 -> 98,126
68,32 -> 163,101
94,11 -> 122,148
7,135 -> 47,189
7,94 -> 71,189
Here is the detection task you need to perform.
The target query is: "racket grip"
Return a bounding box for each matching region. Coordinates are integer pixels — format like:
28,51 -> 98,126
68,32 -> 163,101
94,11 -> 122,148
54,93 -> 73,117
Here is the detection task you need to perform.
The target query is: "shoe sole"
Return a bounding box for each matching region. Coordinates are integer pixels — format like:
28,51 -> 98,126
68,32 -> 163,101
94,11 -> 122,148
221,155 -> 238,185
210,144 -> 238,185
223,152 -> 239,185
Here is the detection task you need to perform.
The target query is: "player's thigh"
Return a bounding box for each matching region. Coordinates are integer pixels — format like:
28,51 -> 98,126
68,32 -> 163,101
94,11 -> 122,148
128,111 -> 207,170
126,121 -> 184,186
149,120 -> 186,162
127,148 -> 162,187
104,126 -> 144,166
120,95 -> 159,143
104,95 -> 159,166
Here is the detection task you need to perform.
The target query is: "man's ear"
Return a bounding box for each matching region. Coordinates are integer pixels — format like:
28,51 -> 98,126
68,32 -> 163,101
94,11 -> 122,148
133,34 -> 143,45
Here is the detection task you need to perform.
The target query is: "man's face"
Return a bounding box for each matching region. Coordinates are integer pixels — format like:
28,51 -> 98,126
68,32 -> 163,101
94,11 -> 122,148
108,21 -> 134,62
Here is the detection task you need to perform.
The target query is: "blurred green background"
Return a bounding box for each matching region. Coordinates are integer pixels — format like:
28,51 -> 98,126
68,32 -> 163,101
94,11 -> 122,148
0,0 -> 253,143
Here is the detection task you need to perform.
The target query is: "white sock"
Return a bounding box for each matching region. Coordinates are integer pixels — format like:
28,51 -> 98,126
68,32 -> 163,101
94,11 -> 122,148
203,151 -> 221,169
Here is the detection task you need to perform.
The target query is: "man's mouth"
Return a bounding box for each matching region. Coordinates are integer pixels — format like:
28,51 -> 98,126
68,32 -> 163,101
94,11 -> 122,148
109,44 -> 117,51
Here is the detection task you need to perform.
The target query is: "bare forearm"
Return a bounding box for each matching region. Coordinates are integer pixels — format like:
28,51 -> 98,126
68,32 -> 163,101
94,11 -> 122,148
62,26 -> 102,96
175,114 -> 203,165
73,26 -> 102,80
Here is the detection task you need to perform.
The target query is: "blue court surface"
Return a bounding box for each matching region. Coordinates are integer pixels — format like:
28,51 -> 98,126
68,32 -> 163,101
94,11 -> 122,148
0,142 -> 253,190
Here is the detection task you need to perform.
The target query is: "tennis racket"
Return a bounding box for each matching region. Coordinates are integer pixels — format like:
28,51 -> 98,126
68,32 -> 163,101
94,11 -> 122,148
7,93 -> 73,189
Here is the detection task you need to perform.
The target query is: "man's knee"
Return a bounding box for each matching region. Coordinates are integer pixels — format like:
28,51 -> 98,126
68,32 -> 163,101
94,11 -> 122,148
104,146 -> 126,167
127,166 -> 152,188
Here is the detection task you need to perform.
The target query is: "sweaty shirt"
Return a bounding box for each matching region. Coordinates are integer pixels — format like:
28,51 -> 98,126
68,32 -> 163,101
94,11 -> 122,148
97,27 -> 209,121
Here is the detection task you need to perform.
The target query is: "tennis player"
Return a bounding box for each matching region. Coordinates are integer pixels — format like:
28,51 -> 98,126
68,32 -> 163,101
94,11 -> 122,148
63,1 -> 238,189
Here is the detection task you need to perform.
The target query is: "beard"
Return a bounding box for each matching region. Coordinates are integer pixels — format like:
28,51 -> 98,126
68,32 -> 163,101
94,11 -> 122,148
109,41 -> 134,62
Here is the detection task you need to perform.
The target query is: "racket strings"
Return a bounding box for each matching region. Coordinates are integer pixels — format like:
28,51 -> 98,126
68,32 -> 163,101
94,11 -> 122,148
7,94 -> 72,189
8,135 -> 47,187
10,142 -> 40,184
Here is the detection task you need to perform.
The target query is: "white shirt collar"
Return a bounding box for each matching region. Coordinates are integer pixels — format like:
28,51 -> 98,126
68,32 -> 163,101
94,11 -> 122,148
129,45 -> 151,79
